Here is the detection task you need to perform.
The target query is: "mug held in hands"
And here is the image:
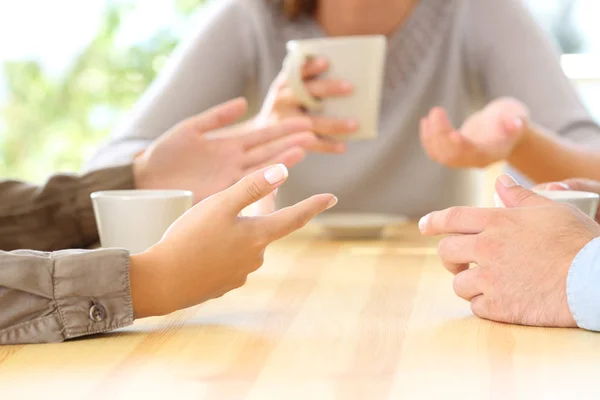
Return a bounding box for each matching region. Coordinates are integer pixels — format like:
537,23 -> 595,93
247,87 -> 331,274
284,36 -> 387,141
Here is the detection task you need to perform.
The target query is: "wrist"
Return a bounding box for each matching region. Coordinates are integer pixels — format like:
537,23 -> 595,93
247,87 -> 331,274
129,250 -> 173,319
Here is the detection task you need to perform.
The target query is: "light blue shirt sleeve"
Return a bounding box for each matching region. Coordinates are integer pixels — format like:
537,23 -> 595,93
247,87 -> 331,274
567,237 -> 600,332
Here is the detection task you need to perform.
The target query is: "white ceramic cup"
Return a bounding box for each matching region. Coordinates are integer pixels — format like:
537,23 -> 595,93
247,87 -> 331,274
91,190 -> 193,254
283,35 -> 387,140
495,190 -> 599,218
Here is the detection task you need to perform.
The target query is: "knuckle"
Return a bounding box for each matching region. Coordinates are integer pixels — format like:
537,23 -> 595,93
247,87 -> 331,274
473,235 -> 493,259
452,275 -> 462,295
512,189 -> 537,205
437,237 -> 453,260
245,180 -> 263,202
296,207 -> 315,228
235,276 -> 248,289
442,207 -> 462,227
478,267 -> 495,288
470,299 -> 485,318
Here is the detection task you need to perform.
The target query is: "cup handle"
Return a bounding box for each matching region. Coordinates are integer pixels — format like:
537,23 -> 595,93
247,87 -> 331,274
283,50 -> 324,111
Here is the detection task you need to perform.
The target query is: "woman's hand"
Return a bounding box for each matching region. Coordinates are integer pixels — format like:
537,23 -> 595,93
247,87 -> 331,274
258,57 -> 358,154
420,97 -> 529,168
130,164 -> 337,318
133,98 -> 319,203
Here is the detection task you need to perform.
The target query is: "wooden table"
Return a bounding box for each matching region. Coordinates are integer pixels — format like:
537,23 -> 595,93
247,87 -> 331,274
2,224 -> 600,399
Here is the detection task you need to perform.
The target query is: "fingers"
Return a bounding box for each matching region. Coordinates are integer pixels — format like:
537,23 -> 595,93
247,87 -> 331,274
219,164 -> 289,214
430,107 -> 454,133
495,174 -> 552,208
262,193 -> 338,241
453,268 -> 484,302
305,79 -> 353,98
302,57 -> 329,79
308,137 -> 348,154
437,235 -> 477,275
312,116 -> 359,136
533,178 -> 600,194
245,148 -> 307,174
470,295 -> 492,320
274,79 -> 353,108
243,132 -> 316,169
501,116 -> 526,138
242,117 -> 313,149
532,182 -> 570,191
420,108 -> 476,167
561,178 -> 600,194
187,97 -> 248,133
419,207 -> 493,236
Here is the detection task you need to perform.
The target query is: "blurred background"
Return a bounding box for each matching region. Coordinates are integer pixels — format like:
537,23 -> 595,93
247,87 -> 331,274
0,0 -> 598,182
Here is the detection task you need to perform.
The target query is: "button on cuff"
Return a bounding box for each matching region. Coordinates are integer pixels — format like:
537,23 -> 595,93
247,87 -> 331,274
89,303 -> 107,322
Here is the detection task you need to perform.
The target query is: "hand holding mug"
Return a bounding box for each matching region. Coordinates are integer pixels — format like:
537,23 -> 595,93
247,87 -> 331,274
259,36 -> 387,145
258,56 -> 354,152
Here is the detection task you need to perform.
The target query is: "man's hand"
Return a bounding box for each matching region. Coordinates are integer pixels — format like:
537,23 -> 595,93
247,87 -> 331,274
534,178 -> 600,222
129,165 -> 337,318
419,174 -> 600,328
420,98 -> 529,168
133,98 -> 320,203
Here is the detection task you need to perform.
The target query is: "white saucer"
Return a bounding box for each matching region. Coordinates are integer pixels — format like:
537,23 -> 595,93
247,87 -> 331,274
314,213 -> 408,239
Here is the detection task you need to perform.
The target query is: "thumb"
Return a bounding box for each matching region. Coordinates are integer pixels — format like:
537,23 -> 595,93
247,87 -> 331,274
501,116 -> 525,137
496,174 -> 552,208
220,164 -> 289,215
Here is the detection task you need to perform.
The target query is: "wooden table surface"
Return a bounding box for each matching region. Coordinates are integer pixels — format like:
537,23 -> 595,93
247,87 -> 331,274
2,224 -> 600,399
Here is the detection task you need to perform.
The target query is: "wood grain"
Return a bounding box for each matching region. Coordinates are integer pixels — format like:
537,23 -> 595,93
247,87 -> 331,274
2,224 -> 600,400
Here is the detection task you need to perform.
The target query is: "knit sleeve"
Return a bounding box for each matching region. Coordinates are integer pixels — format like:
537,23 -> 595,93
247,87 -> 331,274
86,0 -> 258,170
466,0 -> 600,146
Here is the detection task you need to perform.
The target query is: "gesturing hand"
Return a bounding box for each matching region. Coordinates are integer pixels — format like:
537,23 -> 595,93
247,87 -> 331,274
134,97 -> 319,203
130,164 -> 337,318
419,174 -> 600,328
420,98 -> 529,168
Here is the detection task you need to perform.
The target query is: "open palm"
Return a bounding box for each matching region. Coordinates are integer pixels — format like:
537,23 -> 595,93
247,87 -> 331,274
420,98 -> 529,168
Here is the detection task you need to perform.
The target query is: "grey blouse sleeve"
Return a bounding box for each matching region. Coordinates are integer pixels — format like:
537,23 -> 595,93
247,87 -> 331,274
0,248 -> 134,344
85,0 -> 256,170
467,0 -> 600,146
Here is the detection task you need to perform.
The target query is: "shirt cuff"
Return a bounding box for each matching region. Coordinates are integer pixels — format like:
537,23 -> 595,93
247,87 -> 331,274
53,248 -> 135,340
567,237 -> 600,332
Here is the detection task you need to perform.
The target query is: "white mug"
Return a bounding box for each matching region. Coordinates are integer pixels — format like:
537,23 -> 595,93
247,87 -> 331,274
283,35 -> 387,140
495,190 -> 599,218
91,190 -> 193,254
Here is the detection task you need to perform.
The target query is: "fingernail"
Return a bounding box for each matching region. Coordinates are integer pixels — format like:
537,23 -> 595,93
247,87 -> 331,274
327,196 -> 338,210
314,57 -> 328,66
264,164 -> 288,185
556,182 -> 570,190
498,174 -> 518,187
346,120 -> 359,130
418,214 -> 430,232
